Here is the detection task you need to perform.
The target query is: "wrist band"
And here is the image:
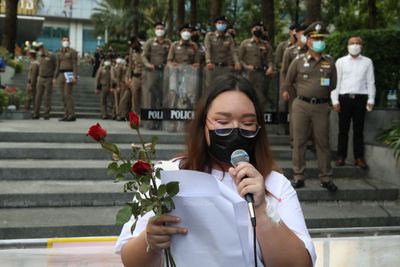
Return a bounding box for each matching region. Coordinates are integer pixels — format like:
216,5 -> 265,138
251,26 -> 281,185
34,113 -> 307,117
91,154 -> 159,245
266,198 -> 281,224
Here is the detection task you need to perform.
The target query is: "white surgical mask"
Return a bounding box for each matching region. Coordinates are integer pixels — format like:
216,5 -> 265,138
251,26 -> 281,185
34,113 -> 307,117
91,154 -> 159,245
62,41 -> 69,48
348,44 -> 361,56
181,31 -> 191,40
104,61 -> 111,66
300,35 -> 307,44
155,29 -> 165,37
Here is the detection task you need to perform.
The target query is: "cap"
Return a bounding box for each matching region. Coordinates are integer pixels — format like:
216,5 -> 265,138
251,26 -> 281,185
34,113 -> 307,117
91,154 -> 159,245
251,20 -> 264,28
179,23 -> 192,32
153,21 -> 165,27
213,15 -> 227,23
304,21 -> 329,38
296,24 -> 308,32
289,23 -> 299,30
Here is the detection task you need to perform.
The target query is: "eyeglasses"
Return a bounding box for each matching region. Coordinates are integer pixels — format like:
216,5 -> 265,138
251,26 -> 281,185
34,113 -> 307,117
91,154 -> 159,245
207,119 -> 261,138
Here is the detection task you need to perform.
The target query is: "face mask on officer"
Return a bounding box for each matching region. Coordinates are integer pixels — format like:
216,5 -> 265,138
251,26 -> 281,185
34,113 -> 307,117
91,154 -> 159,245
253,29 -> 263,38
104,61 -> 111,67
348,44 -> 362,56
311,40 -> 326,53
62,40 -> 70,48
181,31 -> 191,41
155,29 -> 165,37
216,23 -> 227,32
300,34 -> 307,44
191,34 -> 199,42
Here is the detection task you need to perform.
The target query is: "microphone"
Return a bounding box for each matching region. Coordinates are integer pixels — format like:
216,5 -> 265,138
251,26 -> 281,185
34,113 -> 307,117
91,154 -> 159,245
230,149 -> 256,226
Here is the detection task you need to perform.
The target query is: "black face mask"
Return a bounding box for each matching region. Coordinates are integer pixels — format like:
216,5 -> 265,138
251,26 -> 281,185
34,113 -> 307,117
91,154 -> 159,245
191,35 -> 199,42
208,128 -> 257,165
253,30 -> 262,38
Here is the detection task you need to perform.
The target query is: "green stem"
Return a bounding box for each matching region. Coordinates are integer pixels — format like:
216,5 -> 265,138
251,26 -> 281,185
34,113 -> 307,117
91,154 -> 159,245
136,128 -> 151,161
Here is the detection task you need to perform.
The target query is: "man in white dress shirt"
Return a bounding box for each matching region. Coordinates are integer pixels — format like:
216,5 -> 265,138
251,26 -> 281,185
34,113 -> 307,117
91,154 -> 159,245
331,36 -> 376,169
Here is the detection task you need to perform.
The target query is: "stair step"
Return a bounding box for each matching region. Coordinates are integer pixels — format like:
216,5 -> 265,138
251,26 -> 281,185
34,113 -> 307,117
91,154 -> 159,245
302,200 -> 400,228
0,178 -> 397,208
1,200 -> 399,239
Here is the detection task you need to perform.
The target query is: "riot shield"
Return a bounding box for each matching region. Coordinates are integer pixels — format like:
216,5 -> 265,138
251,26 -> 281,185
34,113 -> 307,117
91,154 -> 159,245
163,64 -> 200,132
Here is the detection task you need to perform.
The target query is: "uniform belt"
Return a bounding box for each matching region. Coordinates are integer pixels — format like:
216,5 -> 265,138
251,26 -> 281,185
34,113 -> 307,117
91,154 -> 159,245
154,64 -> 164,70
40,75 -> 53,78
60,69 -> 73,73
254,65 -> 266,71
340,94 -> 367,99
298,95 -> 329,104
214,62 -> 229,67
131,72 -> 142,77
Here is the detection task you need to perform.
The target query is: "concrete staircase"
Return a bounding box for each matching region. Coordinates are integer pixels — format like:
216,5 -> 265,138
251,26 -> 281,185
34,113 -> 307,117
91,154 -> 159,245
0,64 -> 399,239
0,118 -> 399,239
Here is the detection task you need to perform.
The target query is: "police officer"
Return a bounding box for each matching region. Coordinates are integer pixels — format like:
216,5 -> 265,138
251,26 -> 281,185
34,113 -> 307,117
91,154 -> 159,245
141,21 -> 171,130
281,24 -> 308,145
33,43 -> 56,120
54,36 -> 78,121
25,49 -> 39,113
167,24 -> 199,107
118,36 -> 144,120
275,23 -> 297,71
191,24 -> 206,94
239,21 -> 274,112
96,58 -> 113,119
111,57 -> 126,119
204,16 -> 241,89
283,22 -> 338,192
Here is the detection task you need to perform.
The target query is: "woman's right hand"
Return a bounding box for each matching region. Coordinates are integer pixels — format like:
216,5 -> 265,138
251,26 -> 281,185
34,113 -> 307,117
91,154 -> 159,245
145,214 -> 188,252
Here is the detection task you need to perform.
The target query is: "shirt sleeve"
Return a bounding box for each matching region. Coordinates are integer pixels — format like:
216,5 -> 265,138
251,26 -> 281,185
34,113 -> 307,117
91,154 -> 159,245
366,58 -> 376,105
204,33 -> 212,64
330,58 -> 342,105
268,172 -> 317,266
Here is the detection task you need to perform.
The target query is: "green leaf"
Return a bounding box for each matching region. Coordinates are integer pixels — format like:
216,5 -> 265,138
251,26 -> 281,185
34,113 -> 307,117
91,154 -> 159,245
120,162 -> 131,173
101,142 -> 121,156
166,181 -> 180,197
139,183 -> 150,193
157,184 -> 167,197
116,205 -> 131,225
107,162 -> 119,176
116,173 -> 125,181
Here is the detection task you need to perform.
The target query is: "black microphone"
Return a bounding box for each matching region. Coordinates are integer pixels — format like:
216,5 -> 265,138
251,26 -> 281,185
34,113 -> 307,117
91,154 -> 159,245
230,149 -> 256,226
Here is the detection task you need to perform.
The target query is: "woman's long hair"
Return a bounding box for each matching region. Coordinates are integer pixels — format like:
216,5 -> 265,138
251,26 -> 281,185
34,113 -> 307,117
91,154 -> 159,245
179,74 -> 279,179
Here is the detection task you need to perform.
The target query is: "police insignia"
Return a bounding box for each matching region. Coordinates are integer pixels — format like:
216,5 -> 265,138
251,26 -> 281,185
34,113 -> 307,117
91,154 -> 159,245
315,24 -> 321,31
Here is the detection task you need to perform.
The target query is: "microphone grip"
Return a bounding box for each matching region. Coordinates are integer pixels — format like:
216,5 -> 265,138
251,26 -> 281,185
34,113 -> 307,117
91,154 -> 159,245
244,193 -> 254,204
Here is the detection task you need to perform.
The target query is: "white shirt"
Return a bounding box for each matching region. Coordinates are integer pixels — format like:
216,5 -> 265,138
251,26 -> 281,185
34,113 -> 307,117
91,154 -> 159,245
115,160 -> 317,266
330,54 -> 376,105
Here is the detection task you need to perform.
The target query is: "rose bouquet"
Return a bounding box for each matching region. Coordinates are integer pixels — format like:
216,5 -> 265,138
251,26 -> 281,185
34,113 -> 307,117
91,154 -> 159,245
87,111 -> 179,266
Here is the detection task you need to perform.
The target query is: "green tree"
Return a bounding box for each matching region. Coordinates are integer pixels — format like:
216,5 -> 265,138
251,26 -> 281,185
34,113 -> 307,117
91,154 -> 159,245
305,0 -> 321,24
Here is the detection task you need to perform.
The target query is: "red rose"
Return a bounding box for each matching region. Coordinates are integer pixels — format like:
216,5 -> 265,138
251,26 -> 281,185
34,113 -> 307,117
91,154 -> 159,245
87,123 -> 107,142
131,160 -> 152,176
129,111 -> 140,129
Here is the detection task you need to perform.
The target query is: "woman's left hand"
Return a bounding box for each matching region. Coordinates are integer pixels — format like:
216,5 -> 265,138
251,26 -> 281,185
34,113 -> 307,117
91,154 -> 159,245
229,162 -> 266,207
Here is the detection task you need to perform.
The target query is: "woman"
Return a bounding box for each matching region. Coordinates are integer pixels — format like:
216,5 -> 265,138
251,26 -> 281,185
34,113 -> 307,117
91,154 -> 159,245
116,74 -> 316,267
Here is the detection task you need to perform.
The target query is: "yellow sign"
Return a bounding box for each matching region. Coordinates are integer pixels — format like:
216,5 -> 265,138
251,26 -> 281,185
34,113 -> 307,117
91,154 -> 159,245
0,0 -> 38,15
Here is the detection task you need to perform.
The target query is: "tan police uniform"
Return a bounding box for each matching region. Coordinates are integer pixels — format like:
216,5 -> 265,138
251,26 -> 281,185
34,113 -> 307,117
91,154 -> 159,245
275,40 -> 291,71
25,56 -> 39,112
141,36 -> 171,129
54,47 -> 78,120
34,49 -> 56,119
239,37 -> 274,112
119,50 -> 144,117
96,65 -> 113,118
111,62 -> 126,117
204,31 -> 239,89
280,44 -> 308,143
284,23 -> 337,184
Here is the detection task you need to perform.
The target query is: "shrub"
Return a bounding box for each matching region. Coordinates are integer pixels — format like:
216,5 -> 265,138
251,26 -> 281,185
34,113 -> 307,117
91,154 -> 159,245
376,121 -> 400,163
325,29 -> 400,107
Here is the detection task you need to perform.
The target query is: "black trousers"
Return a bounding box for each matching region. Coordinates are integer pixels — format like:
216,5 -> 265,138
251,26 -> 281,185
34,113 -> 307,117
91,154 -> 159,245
337,94 -> 368,160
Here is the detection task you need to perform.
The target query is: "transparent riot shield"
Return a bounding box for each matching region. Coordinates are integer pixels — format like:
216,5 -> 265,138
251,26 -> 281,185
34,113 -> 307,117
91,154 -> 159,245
163,64 -> 200,132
